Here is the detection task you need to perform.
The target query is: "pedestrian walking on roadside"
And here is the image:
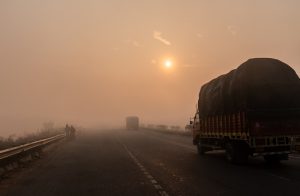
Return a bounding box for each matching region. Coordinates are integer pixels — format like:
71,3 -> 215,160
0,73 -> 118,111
70,125 -> 76,139
65,124 -> 70,137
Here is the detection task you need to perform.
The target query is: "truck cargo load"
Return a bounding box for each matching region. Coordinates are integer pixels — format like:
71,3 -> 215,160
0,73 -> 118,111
198,58 -> 300,117
191,58 -> 300,163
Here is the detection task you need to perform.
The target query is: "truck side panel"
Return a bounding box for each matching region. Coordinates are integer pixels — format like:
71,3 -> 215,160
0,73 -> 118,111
193,111 -> 300,156
196,112 -> 248,139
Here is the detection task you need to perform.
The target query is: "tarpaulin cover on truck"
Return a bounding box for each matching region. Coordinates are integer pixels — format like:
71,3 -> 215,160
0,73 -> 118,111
198,58 -> 300,117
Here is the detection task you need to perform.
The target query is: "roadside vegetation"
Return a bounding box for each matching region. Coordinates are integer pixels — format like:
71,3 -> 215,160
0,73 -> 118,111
0,122 -> 64,151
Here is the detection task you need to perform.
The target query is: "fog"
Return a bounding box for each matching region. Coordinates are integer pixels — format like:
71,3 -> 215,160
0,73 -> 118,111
1,0 -> 300,136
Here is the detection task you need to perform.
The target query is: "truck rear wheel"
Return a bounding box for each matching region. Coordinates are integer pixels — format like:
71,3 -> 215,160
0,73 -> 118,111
225,142 -> 248,164
197,141 -> 207,155
225,142 -> 236,163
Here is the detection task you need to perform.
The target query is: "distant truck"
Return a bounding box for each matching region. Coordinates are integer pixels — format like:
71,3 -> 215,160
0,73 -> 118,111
126,116 -> 139,130
191,58 -> 300,163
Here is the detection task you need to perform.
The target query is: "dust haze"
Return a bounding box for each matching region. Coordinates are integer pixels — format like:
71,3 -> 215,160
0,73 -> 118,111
1,0 -> 300,136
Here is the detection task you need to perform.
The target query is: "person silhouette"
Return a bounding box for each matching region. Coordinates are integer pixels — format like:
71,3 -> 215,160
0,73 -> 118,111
65,124 -> 70,137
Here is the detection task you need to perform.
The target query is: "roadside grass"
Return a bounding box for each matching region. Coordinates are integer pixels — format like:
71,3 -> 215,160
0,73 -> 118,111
0,128 -> 64,150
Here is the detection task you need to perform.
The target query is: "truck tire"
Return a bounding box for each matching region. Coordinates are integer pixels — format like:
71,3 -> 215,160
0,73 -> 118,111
225,142 -> 248,164
197,141 -> 207,155
225,142 -> 236,163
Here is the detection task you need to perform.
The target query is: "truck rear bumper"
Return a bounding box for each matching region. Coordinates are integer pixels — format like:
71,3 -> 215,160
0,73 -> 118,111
249,136 -> 300,155
252,151 -> 291,156
251,145 -> 291,156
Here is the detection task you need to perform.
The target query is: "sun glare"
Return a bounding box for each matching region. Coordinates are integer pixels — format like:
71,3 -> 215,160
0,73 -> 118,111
164,59 -> 173,68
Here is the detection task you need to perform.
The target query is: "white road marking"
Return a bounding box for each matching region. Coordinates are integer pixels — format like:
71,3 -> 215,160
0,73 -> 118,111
151,179 -> 158,184
121,142 -> 169,196
154,184 -> 162,189
147,175 -> 154,179
159,191 -> 169,196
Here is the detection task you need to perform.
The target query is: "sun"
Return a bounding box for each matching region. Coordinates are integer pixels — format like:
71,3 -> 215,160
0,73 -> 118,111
160,56 -> 176,72
164,59 -> 173,68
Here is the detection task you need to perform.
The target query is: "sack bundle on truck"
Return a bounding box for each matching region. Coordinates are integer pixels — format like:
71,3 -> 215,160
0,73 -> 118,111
191,58 -> 300,163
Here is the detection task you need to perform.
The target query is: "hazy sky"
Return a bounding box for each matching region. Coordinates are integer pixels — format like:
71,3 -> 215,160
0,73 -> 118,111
1,0 -> 300,136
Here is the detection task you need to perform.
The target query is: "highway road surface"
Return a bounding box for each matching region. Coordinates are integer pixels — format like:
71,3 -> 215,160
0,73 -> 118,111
1,129 -> 300,196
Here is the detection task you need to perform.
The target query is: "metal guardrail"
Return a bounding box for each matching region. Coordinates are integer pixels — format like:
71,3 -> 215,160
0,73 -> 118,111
0,134 -> 65,161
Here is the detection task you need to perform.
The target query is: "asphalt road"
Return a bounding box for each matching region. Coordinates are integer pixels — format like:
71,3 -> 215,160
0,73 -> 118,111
1,129 -> 300,196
